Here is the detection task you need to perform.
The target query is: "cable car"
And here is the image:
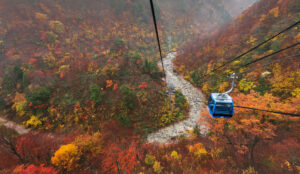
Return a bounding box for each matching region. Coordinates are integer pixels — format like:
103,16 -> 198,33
208,73 -> 237,118
208,93 -> 234,118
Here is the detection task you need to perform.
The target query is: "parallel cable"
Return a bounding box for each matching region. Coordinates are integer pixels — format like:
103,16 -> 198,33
240,42 -> 299,68
235,106 -> 300,117
234,51 -> 300,117
209,20 -> 300,73
149,0 -> 166,77
202,45 -> 299,85
238,53 -> 300,75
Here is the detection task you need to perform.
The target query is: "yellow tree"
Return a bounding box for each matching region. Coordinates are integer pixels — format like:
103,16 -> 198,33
12,93 -> 27,117
73,132 -> 102,168
51,144 -> 81,171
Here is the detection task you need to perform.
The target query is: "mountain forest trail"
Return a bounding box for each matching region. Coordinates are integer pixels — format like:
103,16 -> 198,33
147,52 -> 208,144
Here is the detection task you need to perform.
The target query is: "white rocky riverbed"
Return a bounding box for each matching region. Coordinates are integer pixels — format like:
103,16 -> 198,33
0,117 -> 29,135
147,52 -> 209,144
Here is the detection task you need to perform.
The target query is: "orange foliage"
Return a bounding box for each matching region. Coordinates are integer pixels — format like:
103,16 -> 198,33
106,80 -> 113,88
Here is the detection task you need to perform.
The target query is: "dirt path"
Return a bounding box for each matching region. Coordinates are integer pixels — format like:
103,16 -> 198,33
0,116 -> 29,135
147,52 -> 208,144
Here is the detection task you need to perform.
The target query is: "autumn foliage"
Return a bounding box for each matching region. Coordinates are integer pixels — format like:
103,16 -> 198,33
0,0 -> 299,173
13,164 -> 57,174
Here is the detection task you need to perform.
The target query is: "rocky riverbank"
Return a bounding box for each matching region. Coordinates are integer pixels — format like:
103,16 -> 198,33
147,52 -> 208,144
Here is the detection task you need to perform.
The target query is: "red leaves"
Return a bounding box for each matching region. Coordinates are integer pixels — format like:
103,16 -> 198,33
16,133 -> 61,164
102,140 -> 141,174
136,59 -> 142,64
90,100 -> 96,106
13,164 -> 58,174
113,83 -> 118,90
40,33 -> 47,41
138,82 -> 147,89
106,80 -> 119,91
29,58 -> 38,67
27,70 -> 45,79
28,102 -> 47,110
59,71 -> 65,79
54,48 -> 62,56
100,121 -> 142,174
33,104 -> 47,110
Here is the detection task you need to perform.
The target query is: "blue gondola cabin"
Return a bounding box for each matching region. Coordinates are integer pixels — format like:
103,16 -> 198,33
208,93 -> 234,118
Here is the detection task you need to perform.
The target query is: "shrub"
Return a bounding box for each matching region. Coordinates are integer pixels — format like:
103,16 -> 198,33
188,143 -> 207,159
153,161 -> 163,173
117,113 -> 132,127
175,91 -> 188,109
89,83 -> 102,105
120,85 -> 136,110
73,132 -> 102,162
143,59 -> 158,74
160,110 -> 176,126
26,87 -> 51,107
2,66 -> 23,92
25,116 -> 42,128
60,93 -> 79,106
49,20 -> 65,34
0,96 -> 6,111
239,79 -> 256,93
12,93 -> 27,117
144,154 -> 156,165
114,38 -> 125,48
170,151 -> 181,160
46,32 -> 58,43
22,72 -> 29,88
255,77 -> 271,95
190,70 -> 204,87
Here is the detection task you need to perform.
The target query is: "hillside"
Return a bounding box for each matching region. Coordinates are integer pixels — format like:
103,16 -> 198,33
1,0 -> 298,173
168,0 -> 300,173
175,0 -> 299,100
0,0 -> 253,134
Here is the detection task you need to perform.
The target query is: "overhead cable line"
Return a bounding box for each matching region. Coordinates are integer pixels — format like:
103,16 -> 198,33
237,53 -> 300,75
235,106 -> 300,117
239,42 -> 299,68
149,0 -> 166,77
209,20 -> 300,73
203,44 -> 299,84
187,101 -> 300,117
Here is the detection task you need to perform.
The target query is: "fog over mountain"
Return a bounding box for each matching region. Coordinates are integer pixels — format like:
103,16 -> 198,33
224,0 -> 258,17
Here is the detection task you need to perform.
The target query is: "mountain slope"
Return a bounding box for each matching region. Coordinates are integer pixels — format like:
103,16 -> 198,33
174,0 -> 300,100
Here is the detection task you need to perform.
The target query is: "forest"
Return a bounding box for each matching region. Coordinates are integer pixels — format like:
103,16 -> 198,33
0,0 -> 299,173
